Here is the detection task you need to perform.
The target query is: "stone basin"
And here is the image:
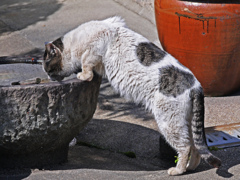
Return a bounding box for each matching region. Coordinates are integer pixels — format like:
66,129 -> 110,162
0,64 -> 102,168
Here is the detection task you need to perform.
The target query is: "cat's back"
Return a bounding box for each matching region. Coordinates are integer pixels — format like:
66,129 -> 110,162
65,17 -> 125,38
63,17 -> 127,50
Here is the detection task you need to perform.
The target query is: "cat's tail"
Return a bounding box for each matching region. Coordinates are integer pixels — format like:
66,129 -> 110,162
103,16 -> 127,28
190,87 -> 221,168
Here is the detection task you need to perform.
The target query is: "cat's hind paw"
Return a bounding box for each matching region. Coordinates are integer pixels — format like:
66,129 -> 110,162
167,167 -> 185,176
77,72 -> 93,81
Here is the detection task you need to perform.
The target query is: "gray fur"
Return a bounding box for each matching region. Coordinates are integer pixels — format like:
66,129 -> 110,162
190,88 -> 221,168
52,37 -> 64,52
159,66 -> 195,97
43,37 -> 64,81
190,87 -> 206,146
137,42 -> 166,66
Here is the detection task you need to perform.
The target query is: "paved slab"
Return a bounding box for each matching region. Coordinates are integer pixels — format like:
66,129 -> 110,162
0,0 -> 159,56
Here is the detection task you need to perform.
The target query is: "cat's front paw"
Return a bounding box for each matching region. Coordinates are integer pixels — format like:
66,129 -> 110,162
77,72 -> 93,81
167,167 -> 185,176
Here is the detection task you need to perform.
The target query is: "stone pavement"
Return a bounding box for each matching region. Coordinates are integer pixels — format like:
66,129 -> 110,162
0,0 -> 240,179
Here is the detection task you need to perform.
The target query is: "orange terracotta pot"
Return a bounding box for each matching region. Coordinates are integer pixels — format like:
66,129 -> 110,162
155,0 -> 240,96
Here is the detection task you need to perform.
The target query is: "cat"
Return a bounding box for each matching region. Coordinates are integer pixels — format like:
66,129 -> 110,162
43,16 -> 221,175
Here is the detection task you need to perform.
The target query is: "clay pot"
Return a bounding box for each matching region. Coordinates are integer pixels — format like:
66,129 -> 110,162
155,0 -> 240,96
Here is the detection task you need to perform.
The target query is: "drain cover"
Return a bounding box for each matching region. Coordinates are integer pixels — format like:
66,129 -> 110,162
205,123 -> 240,148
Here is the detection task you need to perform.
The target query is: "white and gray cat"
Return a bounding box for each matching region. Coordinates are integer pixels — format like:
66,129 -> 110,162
43,17 -> 221,175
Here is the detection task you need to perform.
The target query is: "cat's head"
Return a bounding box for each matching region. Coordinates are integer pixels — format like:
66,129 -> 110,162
43,38 -> 66,81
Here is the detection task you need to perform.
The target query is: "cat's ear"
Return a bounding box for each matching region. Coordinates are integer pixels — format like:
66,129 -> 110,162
45,42 -> 58,56
45,42 -> 54,52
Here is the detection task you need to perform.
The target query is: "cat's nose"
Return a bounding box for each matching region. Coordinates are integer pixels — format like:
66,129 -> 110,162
49,76 -> 56,81
49,75 -> 64,82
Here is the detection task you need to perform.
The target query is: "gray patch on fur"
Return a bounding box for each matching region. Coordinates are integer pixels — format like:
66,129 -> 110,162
159,66 -> 195,97
137,42 -> 166,66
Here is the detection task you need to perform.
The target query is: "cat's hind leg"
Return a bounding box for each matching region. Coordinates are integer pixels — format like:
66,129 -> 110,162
168,146 -> 191,175
166,136 -> 191,175
186,146 -> 201,171
156,118 -> 191,175
154,96 -> 192,175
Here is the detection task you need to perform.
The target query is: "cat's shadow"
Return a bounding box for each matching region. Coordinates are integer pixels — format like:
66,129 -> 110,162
191,148 -> 239,179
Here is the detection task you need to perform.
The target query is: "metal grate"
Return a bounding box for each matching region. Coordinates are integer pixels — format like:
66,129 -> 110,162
205,123 -> 240,148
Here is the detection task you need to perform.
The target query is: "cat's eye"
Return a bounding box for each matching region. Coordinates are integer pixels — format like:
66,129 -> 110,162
48,69 -> 54,73
50,49 -> 56,56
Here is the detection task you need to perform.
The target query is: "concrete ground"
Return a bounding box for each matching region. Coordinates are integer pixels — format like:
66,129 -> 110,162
0,0 -> 240,179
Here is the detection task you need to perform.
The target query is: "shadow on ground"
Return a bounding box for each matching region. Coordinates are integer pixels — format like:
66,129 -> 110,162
0,49 -> 47,86
0,119 -> 172,179
1,119 -> 240,179
0,0 -> 62,35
